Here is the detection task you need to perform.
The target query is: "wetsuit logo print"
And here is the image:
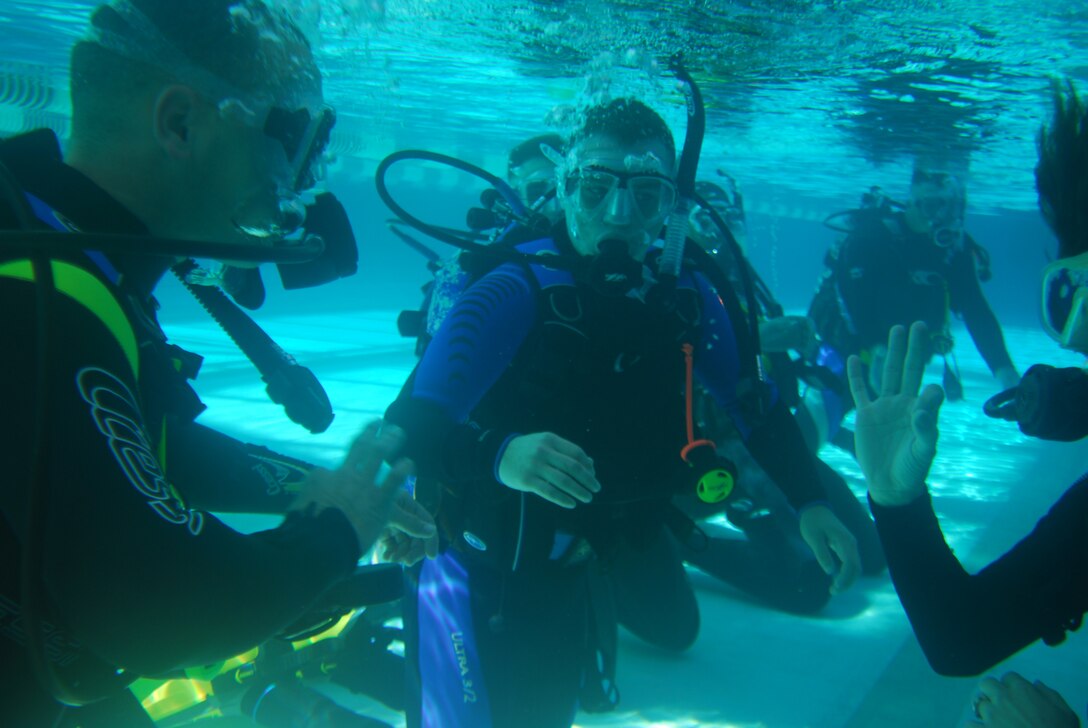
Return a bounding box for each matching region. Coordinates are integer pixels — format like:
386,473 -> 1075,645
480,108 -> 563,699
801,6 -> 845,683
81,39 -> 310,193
450,631 -> 477,703
0,595 -> 81,667
76,367 -> 204,536
249,454 -> 308,496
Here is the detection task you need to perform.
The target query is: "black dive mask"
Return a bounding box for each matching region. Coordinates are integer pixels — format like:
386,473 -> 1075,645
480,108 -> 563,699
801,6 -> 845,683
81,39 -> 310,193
584,238 -> 643,297
264,106 -> 336,193
984,364 -> 1088,441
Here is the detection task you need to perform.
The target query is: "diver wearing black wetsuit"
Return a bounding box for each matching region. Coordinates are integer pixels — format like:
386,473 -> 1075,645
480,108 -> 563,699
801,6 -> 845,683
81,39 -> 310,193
0,129 -> 360,726
811,208 -> 1013,375
806,198 -> 1017,449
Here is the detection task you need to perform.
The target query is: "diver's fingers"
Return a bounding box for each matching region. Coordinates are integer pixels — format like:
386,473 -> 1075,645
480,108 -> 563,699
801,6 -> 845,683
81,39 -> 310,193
549,436 -> 597,475
392,537 -> 425,567
388,491 -> 436,539
881,325 -> 908,397
542,462 -> 594,504
977,675 -> 1003,703
1031,678 -> 1069,709
382,530 -> 424,565
345,421 -> 406,487
343,420 -> 383,473
375,455 -> 415,508
379,532 -> 405,562
913,384 -> 946,452
531,475 -> 578,509
847,356 -> 872,408
550,449 -> 600,494
901,321 -> 930,397
829,534 -> 861,595
809,534 -> 837,578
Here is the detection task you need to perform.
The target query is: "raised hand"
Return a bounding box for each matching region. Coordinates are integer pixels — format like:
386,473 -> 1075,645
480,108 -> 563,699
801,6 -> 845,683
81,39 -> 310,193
848,322 -> 945,507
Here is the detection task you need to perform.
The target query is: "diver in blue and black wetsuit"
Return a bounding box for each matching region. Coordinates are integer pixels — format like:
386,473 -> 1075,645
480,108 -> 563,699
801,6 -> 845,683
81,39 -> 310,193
385,98 -> 863,728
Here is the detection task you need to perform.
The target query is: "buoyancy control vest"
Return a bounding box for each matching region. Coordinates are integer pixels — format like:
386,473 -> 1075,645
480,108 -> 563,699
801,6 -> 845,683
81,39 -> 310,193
417,238 -> 708,570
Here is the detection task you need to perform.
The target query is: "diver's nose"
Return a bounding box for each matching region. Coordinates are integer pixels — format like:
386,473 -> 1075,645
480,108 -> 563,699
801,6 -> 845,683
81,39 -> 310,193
604,186 -> 633,224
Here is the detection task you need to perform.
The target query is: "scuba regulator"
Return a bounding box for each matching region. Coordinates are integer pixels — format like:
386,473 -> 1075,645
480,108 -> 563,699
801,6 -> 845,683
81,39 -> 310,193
984,363 -> 1088,442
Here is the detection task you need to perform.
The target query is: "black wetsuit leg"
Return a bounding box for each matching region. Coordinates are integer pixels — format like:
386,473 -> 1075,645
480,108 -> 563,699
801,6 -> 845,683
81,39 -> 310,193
680,508 -> 834,616
605,524 -> 700,652
478,561 -> 590,727
676,458 -> 885,614
406,551 -> 591,728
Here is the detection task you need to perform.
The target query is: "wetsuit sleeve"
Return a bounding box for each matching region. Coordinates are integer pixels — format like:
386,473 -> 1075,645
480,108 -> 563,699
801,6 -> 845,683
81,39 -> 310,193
385,263 -> 537,483
871,478 -> 1088,676
165,420 -> 311,513
1,276 -> 359,677
948,242 -> 1015,375
691,274 -> 825,510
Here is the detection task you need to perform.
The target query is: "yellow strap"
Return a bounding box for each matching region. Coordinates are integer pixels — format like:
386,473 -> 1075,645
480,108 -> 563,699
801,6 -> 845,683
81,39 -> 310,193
0,258 -> 139,378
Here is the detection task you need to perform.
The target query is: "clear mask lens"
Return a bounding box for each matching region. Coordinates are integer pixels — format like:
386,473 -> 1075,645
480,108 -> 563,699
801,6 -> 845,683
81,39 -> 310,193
570,167 -> 676,221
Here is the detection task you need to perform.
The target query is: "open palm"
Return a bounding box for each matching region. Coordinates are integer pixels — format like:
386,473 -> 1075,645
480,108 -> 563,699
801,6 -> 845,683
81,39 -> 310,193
848,322 -> 945,506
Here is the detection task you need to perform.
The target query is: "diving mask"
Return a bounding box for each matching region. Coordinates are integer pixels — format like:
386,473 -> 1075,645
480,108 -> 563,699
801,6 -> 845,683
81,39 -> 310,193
691,177 -> 746,249
263,105 -> 336,194
229,104 -> 337,239
1041,251 -> 1088,351
565,166 -> 678,223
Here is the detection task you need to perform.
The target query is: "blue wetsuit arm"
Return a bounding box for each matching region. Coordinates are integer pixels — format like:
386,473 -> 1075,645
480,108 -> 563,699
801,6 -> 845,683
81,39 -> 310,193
386,263 -> 537,483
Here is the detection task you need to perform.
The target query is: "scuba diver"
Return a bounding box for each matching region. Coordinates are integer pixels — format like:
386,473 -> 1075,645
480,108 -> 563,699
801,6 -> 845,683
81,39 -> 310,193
382,95 -> 861,728
849,80 -> 1088,727
462,132 -> 565,243
602,176 -> 887,642
0,1 -> 434,725
689,175 -> 818,354
395,132 -> 566,353
803,167 -> 1020,452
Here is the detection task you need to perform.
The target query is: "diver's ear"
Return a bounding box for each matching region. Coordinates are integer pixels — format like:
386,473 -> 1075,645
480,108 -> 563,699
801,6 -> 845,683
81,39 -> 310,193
152,85 -> 202,159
